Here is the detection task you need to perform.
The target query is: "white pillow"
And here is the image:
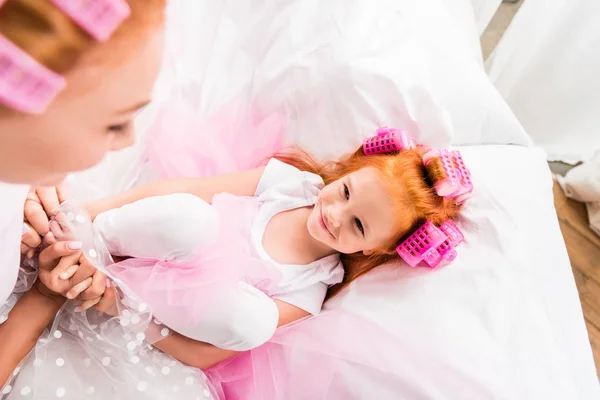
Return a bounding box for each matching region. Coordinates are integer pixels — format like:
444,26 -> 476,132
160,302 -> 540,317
153,0 -> 530,160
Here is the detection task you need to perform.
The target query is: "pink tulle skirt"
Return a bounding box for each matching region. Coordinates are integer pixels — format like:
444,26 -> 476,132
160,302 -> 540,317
205,308 -> 419,400
106,193 -> 281,337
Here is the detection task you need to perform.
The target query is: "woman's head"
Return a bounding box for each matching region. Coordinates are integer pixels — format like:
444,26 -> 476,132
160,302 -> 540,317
276,144 -> 463,298
0,0 -> 166,185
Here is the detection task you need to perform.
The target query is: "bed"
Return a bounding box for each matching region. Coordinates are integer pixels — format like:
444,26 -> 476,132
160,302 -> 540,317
65,0 -> 600,398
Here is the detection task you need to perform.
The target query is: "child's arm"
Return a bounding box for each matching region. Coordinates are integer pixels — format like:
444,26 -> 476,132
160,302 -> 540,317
85,167 -> 266,220
152,299 -> 310,369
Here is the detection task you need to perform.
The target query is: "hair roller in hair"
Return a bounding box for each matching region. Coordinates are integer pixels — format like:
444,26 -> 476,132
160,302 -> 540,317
423,149 -> 473,202
363,126 -> 416,155
0,35 -> 66,114
50,0 -> 131,42
396,221 -> 447,268
396,220 -> 465,268
450,150 -> 473,204
435,219 -> 464,264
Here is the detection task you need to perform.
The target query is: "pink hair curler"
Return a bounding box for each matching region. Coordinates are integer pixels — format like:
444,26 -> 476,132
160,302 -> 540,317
396,221 -> 447,268
0,35 -> 66,114
450,150 -> 473,204
435,219 -> 464,264
363,126 -> 416,155
50,0 -> 131,42
423,149 -> 473,202
396,220 -> 465,268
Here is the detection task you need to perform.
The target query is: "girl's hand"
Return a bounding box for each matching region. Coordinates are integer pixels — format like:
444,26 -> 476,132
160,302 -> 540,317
75,269 -> 109,311
93,284 -> 119,317
22,184 -> 69,258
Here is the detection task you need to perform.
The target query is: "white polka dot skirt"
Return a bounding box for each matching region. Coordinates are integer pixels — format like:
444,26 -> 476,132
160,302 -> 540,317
2,307 -> 217,400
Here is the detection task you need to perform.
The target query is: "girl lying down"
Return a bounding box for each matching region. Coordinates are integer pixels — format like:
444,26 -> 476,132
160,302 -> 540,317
7,128 -> 471,400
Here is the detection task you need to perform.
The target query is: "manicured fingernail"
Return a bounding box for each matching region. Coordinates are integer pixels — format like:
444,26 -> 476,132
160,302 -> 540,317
68,241 -> 82,250
60,265 -> 79,280
67,290 -> 82,300
74,306 -> 82,312
22,223 -> 29,235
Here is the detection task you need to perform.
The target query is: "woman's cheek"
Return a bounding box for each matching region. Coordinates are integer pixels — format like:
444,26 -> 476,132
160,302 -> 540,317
62,139 -> 108,173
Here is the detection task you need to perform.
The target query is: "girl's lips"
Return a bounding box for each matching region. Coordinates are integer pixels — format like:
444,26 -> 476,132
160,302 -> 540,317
320,206 -> 334,238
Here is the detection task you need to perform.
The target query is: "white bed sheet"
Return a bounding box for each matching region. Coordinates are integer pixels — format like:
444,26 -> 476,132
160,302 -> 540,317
324,144 -> 599,399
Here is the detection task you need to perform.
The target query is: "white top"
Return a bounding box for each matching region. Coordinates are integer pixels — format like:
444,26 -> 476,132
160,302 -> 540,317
0,182 -> 29,307
252,158 -> 344,315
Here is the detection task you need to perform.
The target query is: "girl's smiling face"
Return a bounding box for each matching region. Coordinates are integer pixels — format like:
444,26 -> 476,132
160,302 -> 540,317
307,167 -> 401,255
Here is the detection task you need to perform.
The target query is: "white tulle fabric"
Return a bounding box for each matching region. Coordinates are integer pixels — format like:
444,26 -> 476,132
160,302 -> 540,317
2,202 -> 219,400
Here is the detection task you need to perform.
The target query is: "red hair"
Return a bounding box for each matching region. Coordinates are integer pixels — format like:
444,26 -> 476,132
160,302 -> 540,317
275,145 -> 463,300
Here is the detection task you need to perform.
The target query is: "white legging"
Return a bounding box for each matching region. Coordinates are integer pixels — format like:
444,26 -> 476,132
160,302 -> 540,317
93,193 -> 278,352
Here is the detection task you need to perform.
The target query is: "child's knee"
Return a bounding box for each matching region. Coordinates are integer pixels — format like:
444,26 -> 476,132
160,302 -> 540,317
179,282 -> 279,351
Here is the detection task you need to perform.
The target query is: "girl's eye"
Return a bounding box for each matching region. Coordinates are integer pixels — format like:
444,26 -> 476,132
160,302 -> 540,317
107,122 -> 131,133
355,218 -> 364,236
344,184 -> 350,200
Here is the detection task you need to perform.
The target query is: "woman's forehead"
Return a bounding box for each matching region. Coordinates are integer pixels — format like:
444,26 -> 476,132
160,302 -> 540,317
59,30 -> 164,109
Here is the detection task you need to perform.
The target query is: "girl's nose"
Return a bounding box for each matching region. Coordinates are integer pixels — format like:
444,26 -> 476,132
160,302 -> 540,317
328,205 -> 344,228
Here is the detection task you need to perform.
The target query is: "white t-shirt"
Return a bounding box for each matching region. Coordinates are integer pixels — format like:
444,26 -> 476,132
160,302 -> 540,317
0,182 -> 29,309
252,158 -> 344,315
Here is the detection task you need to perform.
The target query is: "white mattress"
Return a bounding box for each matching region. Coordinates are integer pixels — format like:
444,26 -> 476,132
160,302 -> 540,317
321,144 -> 600,399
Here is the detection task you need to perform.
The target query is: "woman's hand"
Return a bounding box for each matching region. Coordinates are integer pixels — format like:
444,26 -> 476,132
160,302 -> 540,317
35,241 -> 106,303
35,241 -> 86,300
22,184 -> 69,258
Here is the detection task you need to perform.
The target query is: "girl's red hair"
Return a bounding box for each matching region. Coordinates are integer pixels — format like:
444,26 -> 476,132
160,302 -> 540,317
275,145 -> 462,300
